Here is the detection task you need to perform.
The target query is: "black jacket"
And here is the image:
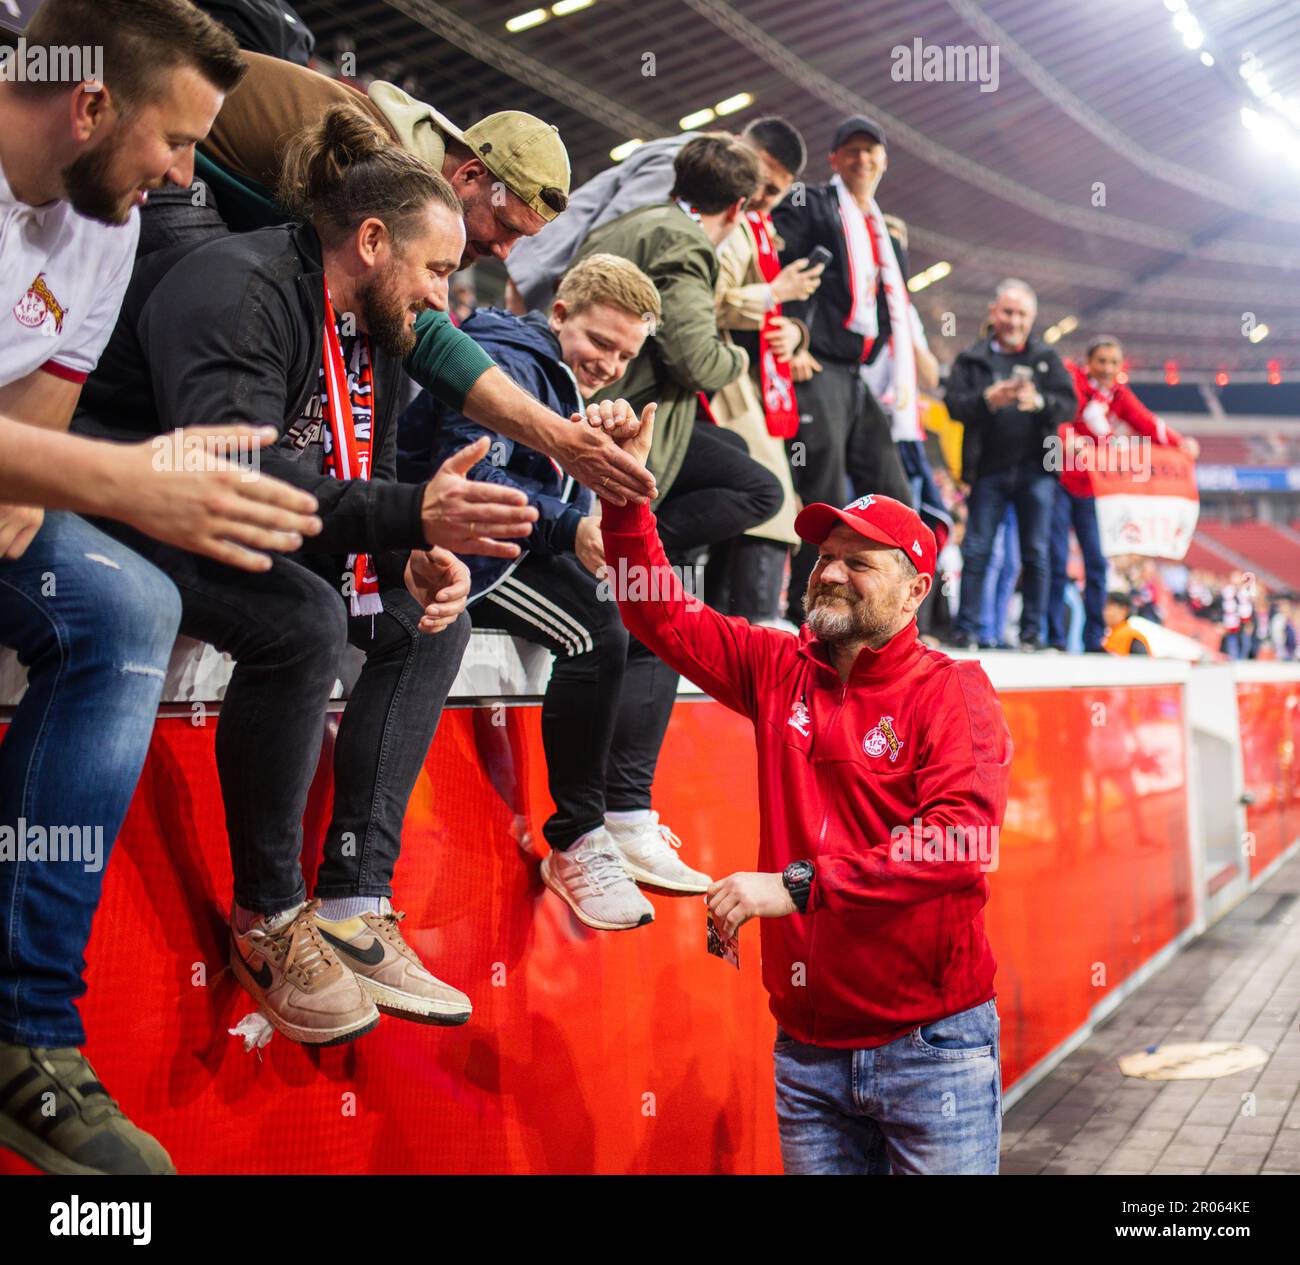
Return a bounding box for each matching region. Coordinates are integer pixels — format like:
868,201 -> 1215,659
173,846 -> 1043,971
945,335 -> 1077,483
75,222 -> 427,560
194,0 -> 315,65
770,181 -> 907,366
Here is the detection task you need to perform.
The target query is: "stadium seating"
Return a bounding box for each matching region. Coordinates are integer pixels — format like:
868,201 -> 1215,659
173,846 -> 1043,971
1198,520 -> 1300,592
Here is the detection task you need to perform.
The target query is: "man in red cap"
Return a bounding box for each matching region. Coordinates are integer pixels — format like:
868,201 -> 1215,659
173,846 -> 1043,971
596,407 -> 1013,1174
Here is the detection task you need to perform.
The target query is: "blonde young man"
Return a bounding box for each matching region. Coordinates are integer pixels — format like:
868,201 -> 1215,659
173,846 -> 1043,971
398,255 -> 712,930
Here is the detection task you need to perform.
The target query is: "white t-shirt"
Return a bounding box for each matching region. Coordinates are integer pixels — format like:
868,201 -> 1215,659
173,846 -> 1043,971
0,156 -> 139,389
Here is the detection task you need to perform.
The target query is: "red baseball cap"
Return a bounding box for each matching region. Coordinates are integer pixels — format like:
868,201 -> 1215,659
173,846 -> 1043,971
794,494 -> 937,578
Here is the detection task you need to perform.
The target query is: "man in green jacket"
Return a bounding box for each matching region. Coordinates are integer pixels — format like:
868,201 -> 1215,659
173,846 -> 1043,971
572,134 -> 754,497
566,135 -> 783,869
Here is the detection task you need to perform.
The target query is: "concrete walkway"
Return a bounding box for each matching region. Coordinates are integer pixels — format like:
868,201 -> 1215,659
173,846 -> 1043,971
1002,850 -> 1300,1174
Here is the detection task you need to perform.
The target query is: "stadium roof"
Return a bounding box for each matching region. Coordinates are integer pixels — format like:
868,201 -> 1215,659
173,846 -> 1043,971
293,0 -> 1300,376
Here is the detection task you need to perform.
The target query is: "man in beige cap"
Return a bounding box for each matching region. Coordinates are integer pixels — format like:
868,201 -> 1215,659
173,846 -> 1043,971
160,50 -> 569,271
369,79 -> 569,267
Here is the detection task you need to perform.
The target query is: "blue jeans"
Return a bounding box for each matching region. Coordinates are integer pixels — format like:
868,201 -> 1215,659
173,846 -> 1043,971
980,506 -> 1019,646
957,468 -> 1056,644
0,513 -> 180,1045
774,999 -> 1002,1174
1047,487 -> 1106,651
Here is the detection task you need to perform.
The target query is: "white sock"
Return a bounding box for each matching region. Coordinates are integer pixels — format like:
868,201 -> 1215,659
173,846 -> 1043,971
234,901 -> 304,935
317,896 -> 386,921
605,809 -> 653,829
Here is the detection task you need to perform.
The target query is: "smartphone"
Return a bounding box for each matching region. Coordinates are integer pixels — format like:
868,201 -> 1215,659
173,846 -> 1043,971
803,245 -> 833,271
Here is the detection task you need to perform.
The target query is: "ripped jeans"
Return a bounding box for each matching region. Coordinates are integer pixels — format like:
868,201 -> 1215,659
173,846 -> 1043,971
0,513 -> 180,1045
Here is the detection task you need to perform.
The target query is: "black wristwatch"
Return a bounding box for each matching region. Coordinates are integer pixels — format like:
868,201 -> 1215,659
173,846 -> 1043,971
782,860 -> 815,914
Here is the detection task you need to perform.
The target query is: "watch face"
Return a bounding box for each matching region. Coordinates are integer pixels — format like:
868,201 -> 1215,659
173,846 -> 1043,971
787,861 -> 813,884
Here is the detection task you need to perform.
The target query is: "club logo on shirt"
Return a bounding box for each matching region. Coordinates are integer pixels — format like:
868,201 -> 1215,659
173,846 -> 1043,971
787,699 -> 811,737
13,272 -> 66,336
864,714 -> 903,762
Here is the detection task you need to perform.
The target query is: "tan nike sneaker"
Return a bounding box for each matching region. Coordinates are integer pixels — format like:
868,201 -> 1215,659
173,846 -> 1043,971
314,900 -> 472,1027
229,900 -> 379,1046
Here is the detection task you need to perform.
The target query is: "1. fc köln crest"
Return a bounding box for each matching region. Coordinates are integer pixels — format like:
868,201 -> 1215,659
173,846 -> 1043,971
13,272 -> 66,337
863,714 -> 903,762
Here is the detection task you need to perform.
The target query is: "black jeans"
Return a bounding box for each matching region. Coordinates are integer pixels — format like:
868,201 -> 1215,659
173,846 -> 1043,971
606,420 -> 782,811
706,535 -> 789,623
95,524 -> 468,913
471,552 -> 628,850
785,360 -> 911,624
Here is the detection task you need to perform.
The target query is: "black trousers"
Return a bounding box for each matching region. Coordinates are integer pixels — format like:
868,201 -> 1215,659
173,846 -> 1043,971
785,360 -> 911,623
471,552 -> 628,850
706,535 -> 789,623
606,420 -> 782,811
95,524 -> 468,913
136,183 -> 230,256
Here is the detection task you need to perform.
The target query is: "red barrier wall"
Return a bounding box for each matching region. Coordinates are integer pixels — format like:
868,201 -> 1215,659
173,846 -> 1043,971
0,681 -> 1192,1174
1238,679 -> 1300,879
989,685 -> 1192,1084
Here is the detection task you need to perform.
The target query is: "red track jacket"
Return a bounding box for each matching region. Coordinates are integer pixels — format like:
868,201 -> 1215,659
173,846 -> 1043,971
601,502 -> 1013,1048
1060,361 -> 1185,498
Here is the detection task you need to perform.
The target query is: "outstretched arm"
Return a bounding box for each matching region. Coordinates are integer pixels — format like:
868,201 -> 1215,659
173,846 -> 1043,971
0,417 -> 322,572
405,311 -> 658,507
597,404 -> 775,721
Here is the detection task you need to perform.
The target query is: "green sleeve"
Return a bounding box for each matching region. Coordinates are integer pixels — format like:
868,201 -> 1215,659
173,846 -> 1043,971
403,310 -> 496,410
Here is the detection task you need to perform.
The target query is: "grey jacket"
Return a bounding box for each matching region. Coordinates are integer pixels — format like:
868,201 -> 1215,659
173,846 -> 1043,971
505,133 -> 695,311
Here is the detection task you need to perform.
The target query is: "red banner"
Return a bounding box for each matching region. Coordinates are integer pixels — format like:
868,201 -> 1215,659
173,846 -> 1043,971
1086,444 -> 1200,560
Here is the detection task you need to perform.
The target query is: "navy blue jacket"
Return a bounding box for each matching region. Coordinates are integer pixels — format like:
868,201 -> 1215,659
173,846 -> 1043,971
397,307 -> 593,601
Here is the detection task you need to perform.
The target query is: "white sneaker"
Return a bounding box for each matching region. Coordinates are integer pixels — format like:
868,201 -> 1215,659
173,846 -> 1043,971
540,829 -> 655,931
605,812 -> 712,893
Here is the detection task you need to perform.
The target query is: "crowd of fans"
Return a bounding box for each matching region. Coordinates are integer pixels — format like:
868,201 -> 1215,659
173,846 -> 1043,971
0,0 -> 1290,1178
1184,568 -> 1296,660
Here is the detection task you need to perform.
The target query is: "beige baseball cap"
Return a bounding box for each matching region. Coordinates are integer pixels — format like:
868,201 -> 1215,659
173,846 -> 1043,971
367,79 -> 467,168
368,83 -> 570,224
463,112 -> 571,223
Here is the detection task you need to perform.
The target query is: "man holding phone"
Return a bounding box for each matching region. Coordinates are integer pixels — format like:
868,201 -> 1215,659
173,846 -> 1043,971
944,279 -> 1077,651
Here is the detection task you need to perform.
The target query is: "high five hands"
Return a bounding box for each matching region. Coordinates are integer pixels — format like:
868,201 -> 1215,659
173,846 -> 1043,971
573,400 -> 657,483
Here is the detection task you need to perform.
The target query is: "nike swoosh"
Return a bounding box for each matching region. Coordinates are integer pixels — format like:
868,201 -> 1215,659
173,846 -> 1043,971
318,927 -> 386,967
232,939 -> 274,990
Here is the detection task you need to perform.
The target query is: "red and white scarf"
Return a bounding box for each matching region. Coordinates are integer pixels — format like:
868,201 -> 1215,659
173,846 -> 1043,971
321,281 -> 382,616
747,209 -> 799,438
832,173 -> 919,440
